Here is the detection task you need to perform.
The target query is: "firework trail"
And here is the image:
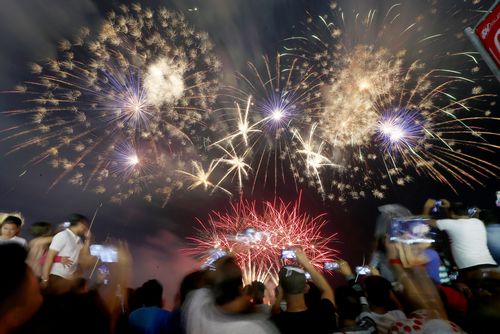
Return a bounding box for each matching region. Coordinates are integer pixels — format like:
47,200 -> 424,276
209,55 -> 325,194
284,0 -> 499,202
186,193 -> 338,285
1,4 -> 220,206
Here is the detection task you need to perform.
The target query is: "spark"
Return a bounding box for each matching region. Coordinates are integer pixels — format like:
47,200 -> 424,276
177,160 -> 231,195
211,96 -> 261,147
214,143 -> 252,193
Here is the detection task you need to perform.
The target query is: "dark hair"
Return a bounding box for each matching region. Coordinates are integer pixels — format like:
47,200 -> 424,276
250,281 -> 266,304
29,222 -> 52,238
335,285 -> 362,321
141,279 -> 163,307
430,207 -> 449,220
364,276 -> 392,308
179,270 -> 205,304
479,209 -> 498,225
213,258 -> 243,305
69,213 -> 89,227
449,202 -> 468,217
0,243 -> 29,316
2,216 -> 22,227
304,281 -> 322,310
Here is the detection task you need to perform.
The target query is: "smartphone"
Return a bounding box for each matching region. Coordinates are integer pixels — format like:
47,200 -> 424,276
281,249 -> 296,259
90,244 -> 118,263
389,217 -> 434,244
202,248 -> 227,269
431,200 -> 442,213
305,272 -> 312,280
98,264 -> 110,285
355,266 -> 371,275
323,261 -> 340,270
467,207 -> 477,217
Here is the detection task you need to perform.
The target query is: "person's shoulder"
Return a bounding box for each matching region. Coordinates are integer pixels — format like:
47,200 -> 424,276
388,309 -> 407,319
468,218 -> 485,224
188,287 -> 212,303
436,219 -> 456,229
240,318 -> 278,334
13,236 -> 27,246
53,229 -> 69,239
318,297 -> 336,312
129,307 -> 151,319
158,307 -> 171,318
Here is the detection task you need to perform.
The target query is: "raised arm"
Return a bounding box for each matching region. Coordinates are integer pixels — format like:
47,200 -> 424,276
386,240 -> 447,319
294,248 -> 334,306
421,198 -> 450,228
422,199 -> 436,217
78,231 -> 98,268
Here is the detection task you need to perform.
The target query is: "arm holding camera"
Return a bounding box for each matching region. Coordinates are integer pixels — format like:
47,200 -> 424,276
422,198 -> 450,228
294,248 -> 335,306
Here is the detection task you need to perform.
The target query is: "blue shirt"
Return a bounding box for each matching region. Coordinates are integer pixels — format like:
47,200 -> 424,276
129,306 -> 171,334
424,248 -> 442,284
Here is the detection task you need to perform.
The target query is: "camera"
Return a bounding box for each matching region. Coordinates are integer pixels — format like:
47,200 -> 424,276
90,244 -> 118,263
323,261 -> 340,270
431,200 -> 442,213
355,266 -> 371,275
202,248 -> 227,269
281,249 -> 296,259
467,207 -> 477,217
389,217 -> 434,244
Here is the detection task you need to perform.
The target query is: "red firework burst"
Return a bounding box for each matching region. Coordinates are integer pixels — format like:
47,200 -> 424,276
186,193 -> 338,284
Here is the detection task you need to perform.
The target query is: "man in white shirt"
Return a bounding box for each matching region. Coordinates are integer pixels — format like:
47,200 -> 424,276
41,214 -> 95,293
423,199 -> 497,271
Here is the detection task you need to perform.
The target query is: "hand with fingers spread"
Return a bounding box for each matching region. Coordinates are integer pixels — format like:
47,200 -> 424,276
60,256 -> 74,268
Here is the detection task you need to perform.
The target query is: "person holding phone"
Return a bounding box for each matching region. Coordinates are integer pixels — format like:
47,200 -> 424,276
422,199 -> 498,284
271,248 -> 337,334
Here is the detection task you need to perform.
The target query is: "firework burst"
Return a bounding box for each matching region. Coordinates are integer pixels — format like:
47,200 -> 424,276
208,55 -> 324,194
1,4 -> 220,206
284,0 -> 499,201
186,194 -> 338,285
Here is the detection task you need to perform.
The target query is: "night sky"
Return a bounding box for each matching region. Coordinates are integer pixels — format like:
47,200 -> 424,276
0,0 -> 499,308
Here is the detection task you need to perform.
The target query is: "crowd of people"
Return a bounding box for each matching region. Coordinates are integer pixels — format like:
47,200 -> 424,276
0,197 -> 499,334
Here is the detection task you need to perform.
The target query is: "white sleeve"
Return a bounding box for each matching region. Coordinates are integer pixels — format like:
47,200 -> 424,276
436,219 -> 452,231
49,232 -> 66,252
19,237 -> 28,248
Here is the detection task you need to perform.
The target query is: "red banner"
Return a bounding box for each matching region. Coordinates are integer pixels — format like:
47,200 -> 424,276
475,3 -> 500,67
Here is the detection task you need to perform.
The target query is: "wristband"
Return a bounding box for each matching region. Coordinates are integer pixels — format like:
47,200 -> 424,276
389,258 -> 402,265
